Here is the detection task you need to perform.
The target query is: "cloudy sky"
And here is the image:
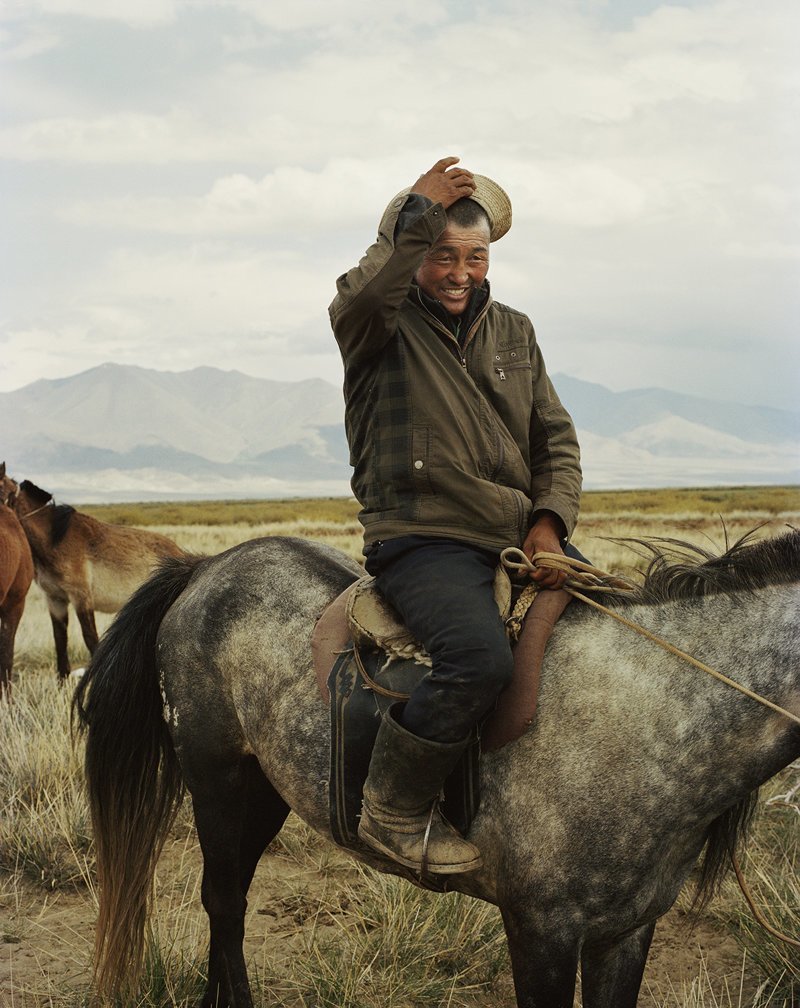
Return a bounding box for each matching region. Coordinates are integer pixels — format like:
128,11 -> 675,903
2,0 -> 798,411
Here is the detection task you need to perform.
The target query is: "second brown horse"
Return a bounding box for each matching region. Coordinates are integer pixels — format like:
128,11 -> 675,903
5,473 -> 183,679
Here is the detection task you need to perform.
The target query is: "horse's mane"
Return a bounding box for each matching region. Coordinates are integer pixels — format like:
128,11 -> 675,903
613,526 -> 800,606
19,479 -> 76,546
51,504 -> 76,546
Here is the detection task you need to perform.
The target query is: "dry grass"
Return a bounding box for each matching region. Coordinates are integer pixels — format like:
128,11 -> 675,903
1,488 -> 798,1006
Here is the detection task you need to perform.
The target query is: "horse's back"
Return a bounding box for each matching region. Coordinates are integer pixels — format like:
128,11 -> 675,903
155,536 -> 361,829
71,513 -> 184,610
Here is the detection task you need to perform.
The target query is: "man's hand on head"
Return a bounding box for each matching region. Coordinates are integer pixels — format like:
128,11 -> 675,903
522,512 -> 569,590
411,156 -> 476,209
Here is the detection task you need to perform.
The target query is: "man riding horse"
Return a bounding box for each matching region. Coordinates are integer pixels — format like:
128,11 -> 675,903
329,156 -> 583,874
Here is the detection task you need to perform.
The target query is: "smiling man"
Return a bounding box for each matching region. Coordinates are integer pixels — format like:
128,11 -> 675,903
329,156 -> 583,875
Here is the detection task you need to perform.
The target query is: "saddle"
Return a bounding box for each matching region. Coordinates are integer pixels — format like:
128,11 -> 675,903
312,571 -> 554,869
314,577 -> 480,863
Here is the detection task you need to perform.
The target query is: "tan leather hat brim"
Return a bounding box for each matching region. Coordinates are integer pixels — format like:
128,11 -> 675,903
385,173 -> 512,242
468,174 -> 512,242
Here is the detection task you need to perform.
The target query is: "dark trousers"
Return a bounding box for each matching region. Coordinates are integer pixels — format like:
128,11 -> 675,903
365,536 -> 514,743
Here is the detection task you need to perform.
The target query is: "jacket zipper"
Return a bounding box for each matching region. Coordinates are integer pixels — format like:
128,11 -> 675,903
413,288 -> 492,371
413,290 -> 511,485
496,361 -> 530,381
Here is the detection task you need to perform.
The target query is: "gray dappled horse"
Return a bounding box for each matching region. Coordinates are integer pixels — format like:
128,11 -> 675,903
73,530 -> 800,1008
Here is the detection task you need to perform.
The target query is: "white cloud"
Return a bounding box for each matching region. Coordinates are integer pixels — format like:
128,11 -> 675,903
222,0 -> 449,32
6,0 -> 178,27
1,0 -> 798,415
58,159 -> 398,231
0,111 -> 220,163
1,27 -> 60,59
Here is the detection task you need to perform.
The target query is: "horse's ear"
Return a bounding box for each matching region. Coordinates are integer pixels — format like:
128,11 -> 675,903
0,462 -> 5,478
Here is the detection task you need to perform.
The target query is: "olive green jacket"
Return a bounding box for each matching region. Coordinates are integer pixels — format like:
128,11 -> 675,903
329,196 -> 582,552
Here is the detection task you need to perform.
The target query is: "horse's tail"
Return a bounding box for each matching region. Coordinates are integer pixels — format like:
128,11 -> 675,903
72,552 -> 204,999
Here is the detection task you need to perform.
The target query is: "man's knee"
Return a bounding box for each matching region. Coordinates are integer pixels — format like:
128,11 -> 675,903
439,636 -> 513,695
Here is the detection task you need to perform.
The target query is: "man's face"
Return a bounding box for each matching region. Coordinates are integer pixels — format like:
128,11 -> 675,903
414,222 -> 491,316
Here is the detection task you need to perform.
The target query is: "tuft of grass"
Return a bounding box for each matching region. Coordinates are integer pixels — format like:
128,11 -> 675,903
648,952 -> 794,1007
726,768 -> 799,1005
271,864 -> 507,1008
0,673 -> 93,888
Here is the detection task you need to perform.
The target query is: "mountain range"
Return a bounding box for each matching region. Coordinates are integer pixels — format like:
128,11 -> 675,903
3,363 -> 798,502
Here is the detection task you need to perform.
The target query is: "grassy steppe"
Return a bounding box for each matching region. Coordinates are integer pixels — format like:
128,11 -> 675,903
1,487 -> 798,1007
79,485 -> 800,528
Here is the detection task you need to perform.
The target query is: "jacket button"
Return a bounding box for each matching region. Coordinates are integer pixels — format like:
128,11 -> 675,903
414,460 -> 424,470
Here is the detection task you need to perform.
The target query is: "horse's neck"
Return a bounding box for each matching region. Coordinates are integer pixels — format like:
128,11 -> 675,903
15,504 -> 52,559
559,585 -> 799,806
659,587 -> 797,780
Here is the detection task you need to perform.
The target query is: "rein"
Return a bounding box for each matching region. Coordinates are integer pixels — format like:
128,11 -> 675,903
501,547 -> 800,951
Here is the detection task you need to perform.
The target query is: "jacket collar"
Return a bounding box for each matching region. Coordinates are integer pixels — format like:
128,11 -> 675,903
411,281 -> 490,343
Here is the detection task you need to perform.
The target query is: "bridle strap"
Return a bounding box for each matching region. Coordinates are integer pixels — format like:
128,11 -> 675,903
19,497 -> 54,522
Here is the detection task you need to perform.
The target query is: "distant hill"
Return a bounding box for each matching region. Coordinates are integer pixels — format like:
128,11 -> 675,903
3,363 -> 798,501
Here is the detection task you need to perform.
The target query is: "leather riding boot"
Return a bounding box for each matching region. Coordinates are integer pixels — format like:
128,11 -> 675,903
358,704 -> 482,875
482,588 -> 572,752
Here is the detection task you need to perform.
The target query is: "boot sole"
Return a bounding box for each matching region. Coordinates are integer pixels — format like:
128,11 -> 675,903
358,827 -> 483,875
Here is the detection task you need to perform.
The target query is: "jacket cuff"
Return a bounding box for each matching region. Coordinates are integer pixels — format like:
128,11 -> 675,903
394,193 -> 434,239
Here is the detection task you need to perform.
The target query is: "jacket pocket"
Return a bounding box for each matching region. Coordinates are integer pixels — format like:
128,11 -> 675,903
491,346 -> 532,383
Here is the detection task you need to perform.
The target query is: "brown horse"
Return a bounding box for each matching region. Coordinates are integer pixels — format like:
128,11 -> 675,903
0,464 -> 34,696
6,474 -> 184,679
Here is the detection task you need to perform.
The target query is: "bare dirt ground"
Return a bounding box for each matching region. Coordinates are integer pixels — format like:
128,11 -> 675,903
1,822 -> 762,1008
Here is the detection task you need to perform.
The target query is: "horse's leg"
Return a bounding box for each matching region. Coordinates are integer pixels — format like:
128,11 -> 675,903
47,598 -> 71,679
501,904 -> 580,1008
237,756 -> 290,894
0,607 -> 16,698
190,756 -> 289,1008
75,606 -> 100,656
580,921 -> 656,1008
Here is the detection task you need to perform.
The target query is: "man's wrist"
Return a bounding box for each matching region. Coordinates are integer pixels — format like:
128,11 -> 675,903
531,509 -> 567,541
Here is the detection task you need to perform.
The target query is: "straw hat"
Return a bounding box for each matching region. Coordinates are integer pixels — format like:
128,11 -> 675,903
384,173 -> 513,243
467,174 -> 512,242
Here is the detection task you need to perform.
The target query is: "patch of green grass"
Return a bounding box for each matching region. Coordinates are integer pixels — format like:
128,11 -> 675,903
78,496 -> 362,527
76,487 -> 800,529
580,485 -> 800,518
